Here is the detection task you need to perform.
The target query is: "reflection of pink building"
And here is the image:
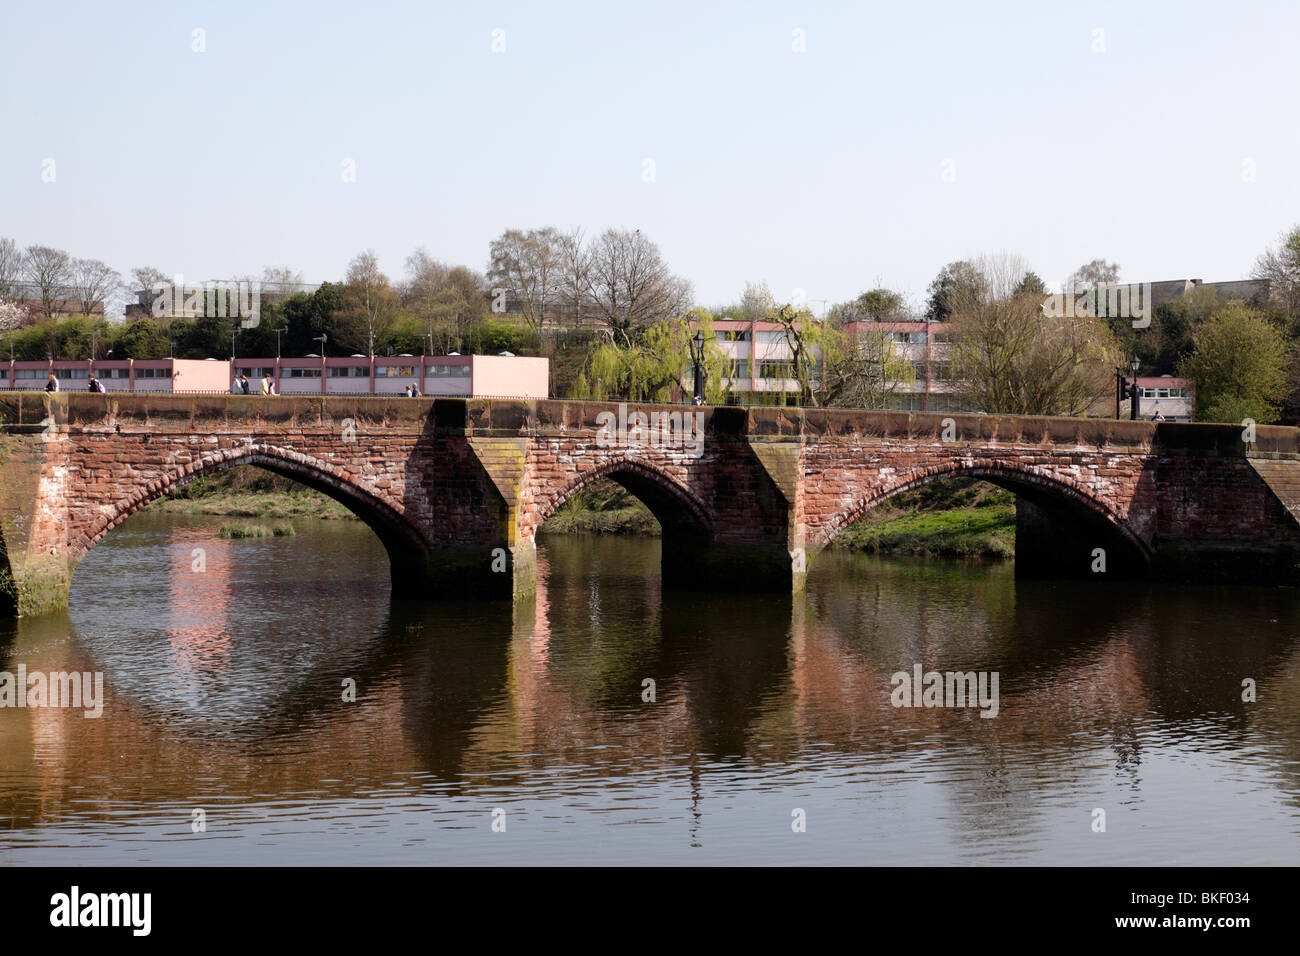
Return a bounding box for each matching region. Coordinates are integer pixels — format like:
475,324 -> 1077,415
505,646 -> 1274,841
167,530 -> 233,677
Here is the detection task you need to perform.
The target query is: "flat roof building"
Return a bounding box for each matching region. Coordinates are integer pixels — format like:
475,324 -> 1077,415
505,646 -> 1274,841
3,354 -> 549,399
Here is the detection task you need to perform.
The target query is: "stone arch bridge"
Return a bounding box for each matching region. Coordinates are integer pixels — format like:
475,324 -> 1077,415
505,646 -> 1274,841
2,393 -> 1299,616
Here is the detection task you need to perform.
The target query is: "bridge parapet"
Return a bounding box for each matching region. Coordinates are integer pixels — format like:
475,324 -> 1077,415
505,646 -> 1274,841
5,392 -> 1299,458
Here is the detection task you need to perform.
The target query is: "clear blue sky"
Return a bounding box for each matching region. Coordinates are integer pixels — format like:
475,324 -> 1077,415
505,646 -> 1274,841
3,0 -> 1297,313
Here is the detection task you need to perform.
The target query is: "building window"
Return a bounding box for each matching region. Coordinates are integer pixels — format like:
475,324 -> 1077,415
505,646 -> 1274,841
328,366 -> 369,377
758,360 -> 794,379
429,365 -> 471,377
287,368 -> 321,378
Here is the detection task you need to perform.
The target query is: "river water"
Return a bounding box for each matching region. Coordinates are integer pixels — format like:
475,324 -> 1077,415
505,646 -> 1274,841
1,512 -> 1298,865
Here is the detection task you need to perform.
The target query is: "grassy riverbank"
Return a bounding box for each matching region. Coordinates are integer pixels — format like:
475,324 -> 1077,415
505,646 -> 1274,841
157,468 -> 355,520
539,479 -> 661,536
831,478 -> 1016,558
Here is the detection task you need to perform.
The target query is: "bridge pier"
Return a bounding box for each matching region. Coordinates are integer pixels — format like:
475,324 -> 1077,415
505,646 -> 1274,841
0,421 -> 78,617
406,543 -> 537,602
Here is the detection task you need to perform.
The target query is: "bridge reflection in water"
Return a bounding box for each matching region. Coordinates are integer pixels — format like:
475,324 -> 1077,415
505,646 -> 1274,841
1,513 -> 1298,865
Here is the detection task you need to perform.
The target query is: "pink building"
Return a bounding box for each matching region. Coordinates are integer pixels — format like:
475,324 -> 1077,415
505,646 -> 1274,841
231,354 -> 549,397
2,354 -> 548,398
1,358 -> 230,393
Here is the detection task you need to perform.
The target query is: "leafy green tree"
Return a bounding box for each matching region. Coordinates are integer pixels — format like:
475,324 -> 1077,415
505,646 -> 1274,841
1138,286 -> 1220,374
827,287 -> 910,327
1013,272 -> 1047,297
113,317 -> 170,358
282,283 -> 343,356
1176,301 -> 1288,423
924,261 -> 986,323
179,312 -> 236,358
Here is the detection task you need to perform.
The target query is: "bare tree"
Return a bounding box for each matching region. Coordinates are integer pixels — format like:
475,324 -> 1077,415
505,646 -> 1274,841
768,302 -> 835,405
0,238 -> 22,300
1067,258 -> 1121,291
404,248 -> 487,352
585,228 -> 692,343
487,228 -> 562,333
1252,225 -> 1300,319
949,254 -> 1120,416
554,227 -> 591,330
338,250 -> 397,356
23,245 -> 73,319
261,265 -> 305,297
131,265 -> 169,290
69,258 -> 122,316
822,326 -> 915,409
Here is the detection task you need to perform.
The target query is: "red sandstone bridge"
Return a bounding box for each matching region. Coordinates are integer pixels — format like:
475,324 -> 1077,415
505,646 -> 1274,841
2,392 -> 1299,616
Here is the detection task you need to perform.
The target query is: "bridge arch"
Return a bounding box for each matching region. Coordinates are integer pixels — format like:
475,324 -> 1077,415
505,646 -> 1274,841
528,455 -> 714,542
812,459 -> 1151,569
71,443 -> 433,595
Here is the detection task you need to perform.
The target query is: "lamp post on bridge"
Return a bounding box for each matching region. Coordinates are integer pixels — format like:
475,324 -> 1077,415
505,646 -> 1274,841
689,331 -> 705,405
1116,355 -> 1142,420
1129,355 -> 1141,421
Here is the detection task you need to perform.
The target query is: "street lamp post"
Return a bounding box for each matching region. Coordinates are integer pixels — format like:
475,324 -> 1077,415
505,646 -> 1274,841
275,328 -> 284,359
230,329 -> 239,361
315,334 -> 328,397
689,331 -> 705,405
1130,355 -> 1141,421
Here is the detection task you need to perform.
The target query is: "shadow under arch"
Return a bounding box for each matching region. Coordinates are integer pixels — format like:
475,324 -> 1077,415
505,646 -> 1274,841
0,529 -> 15,618
533,455 -> 714,589
71,443 -> 435,597
814,460 -> 1151,578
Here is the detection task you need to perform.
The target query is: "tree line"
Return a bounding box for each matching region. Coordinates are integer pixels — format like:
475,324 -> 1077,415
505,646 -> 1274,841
2,224 -> 1298,424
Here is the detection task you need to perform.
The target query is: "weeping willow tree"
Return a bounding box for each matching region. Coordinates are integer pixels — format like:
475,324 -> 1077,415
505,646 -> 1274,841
768,304 -> 842,406
574,310 -> 728,402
